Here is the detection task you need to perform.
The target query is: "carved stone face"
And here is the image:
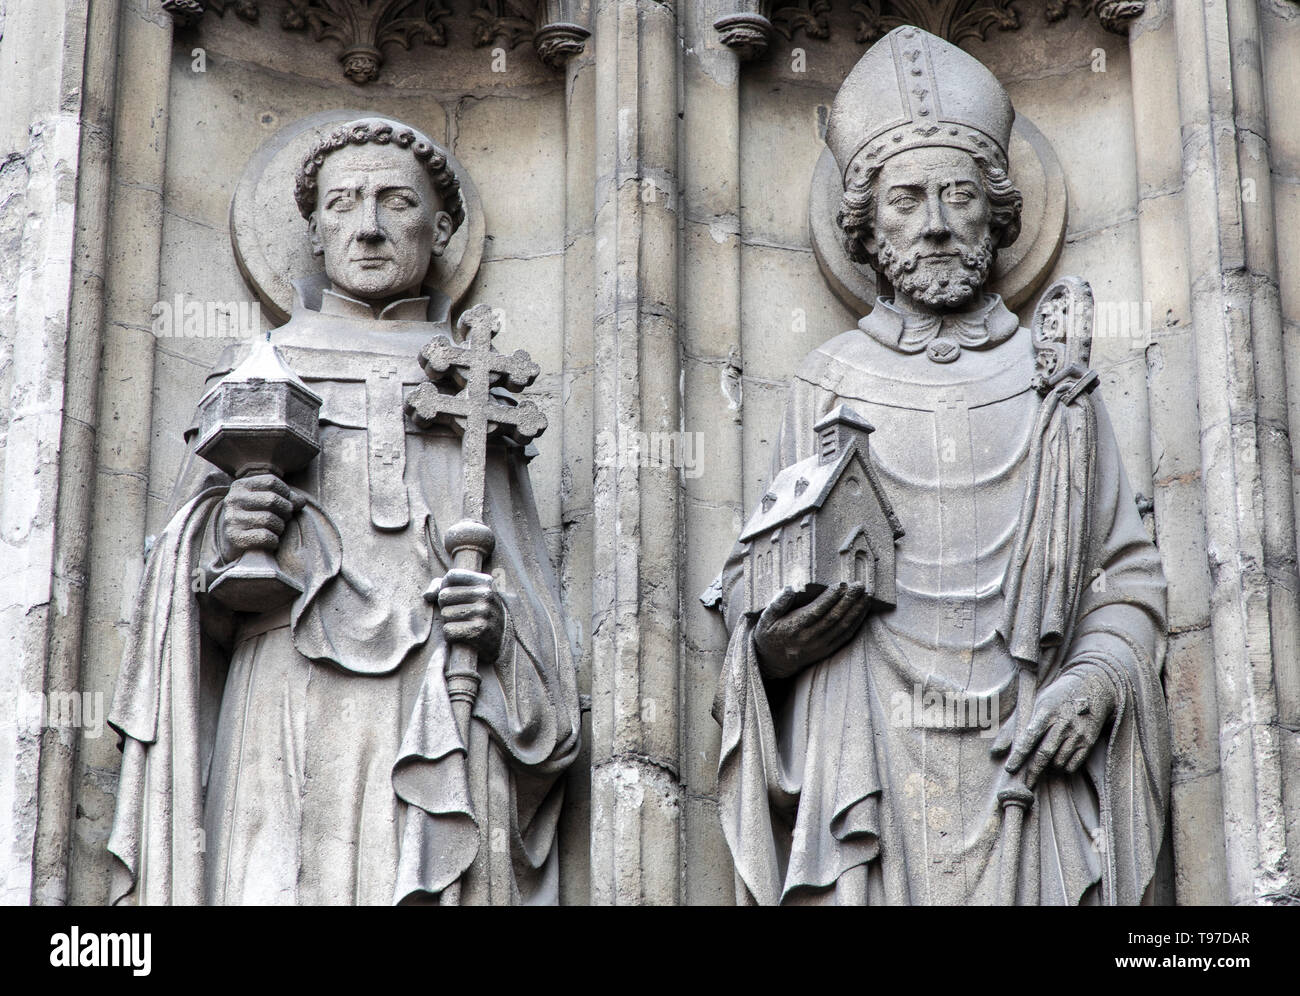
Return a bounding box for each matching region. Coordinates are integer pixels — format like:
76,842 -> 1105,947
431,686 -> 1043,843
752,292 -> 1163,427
873,145 -> 995,312
308,142 -> 454,302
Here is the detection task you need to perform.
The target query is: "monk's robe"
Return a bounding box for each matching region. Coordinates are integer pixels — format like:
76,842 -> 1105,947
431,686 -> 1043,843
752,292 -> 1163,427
108,278 -> 581,905
714,293 -> 1169,906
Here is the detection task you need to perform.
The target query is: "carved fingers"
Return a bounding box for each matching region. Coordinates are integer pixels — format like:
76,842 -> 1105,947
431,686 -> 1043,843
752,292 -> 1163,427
1005,667 -> 1116,787
436,567 -> 505,661
814,583 -> 872,637
219,473 -> 295,561
753,582 -> 872,679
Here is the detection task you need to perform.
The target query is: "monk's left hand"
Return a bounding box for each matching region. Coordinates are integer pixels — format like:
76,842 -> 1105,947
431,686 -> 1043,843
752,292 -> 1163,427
430,567 -> 505,662
1005,665 -> 1117,788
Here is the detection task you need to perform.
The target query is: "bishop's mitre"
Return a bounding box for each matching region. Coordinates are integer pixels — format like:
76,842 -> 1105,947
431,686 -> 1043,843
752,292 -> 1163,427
826,25 -> 1015,184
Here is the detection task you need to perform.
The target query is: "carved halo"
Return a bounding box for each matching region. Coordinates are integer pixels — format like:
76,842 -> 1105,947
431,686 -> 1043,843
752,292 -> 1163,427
809,113 -> 1067,313
231,109 -> 486,326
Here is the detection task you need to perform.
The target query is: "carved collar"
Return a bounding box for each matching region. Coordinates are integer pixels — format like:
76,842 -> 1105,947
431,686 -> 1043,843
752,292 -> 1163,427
858,293 -> 1019,363
318,287 -> 432,322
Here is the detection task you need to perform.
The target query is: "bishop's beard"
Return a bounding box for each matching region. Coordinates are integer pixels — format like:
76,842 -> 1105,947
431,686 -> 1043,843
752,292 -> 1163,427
876,234 -> 996,311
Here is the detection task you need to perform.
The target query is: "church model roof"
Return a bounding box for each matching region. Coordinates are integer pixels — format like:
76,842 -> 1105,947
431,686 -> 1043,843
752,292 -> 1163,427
738,404 -> 902,543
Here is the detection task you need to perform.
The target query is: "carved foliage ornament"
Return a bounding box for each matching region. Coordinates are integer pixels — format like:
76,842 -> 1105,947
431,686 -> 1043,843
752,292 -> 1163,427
851,0 -> 1018,46
164,0 -> 260,21
164,0 -> 589,81
281,0 -> 450,84
713,0 -> 829,61
854,0 -> 1146,43
772,0 -> 832,40
714,0 -> 1146,61
1045,0 -> 1146,34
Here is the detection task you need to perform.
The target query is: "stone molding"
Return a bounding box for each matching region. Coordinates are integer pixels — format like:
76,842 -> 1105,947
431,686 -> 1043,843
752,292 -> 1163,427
712,0 -> 1146,60
161,0 -> 590,81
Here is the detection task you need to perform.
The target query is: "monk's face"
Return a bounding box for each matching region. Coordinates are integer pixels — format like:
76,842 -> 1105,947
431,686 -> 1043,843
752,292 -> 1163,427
309,142 -> 453,302
873,146 -> 995,312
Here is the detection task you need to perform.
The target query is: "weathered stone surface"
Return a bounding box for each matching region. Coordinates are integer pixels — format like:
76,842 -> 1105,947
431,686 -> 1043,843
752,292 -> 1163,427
711,26 -> 1170,907
4,0 -> 1297,908
101,115 -> 580,905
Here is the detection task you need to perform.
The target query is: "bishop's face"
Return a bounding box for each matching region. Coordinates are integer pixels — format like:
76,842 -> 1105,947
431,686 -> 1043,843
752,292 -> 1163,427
872,145 -> 995,313
309,142 -> 453,303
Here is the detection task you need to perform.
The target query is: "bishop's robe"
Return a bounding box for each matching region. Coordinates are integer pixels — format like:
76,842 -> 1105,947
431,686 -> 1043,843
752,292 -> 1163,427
713,293 -> 1170,906
108,278 -> 581,905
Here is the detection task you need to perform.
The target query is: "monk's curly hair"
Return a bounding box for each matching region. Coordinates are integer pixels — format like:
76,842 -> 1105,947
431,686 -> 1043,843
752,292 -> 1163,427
837,151 -> 1022,270
293,119 -> 465,233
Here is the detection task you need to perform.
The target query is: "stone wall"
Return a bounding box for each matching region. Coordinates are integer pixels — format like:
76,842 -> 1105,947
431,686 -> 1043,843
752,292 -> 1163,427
2,0 -> 1297,905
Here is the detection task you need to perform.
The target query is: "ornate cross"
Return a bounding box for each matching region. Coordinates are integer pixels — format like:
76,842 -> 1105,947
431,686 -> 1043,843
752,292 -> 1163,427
403,303 -> 548,892
405,303 -> 548,522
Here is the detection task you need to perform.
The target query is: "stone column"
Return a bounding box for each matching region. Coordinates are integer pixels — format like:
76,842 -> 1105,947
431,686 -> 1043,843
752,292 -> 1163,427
28,0 -> 125,907
68,0 -> 177,904
1126,0 -> 1229,905
1260,0 -> 1300,887
588,0 -> 683,904
679,3 -> 745,904
558,14 -> 597,906
1173,0 -> 1299,904
0,0 -> 120,906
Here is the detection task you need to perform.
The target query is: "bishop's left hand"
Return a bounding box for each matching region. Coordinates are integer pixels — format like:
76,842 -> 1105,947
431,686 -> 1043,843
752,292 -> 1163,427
1005,665 -> 1117,788
428,567 -> 505,662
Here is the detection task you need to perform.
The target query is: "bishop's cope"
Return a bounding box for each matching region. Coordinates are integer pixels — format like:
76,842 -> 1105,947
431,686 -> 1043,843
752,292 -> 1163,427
106,117 -> 581,905
709,28 -> 1170,905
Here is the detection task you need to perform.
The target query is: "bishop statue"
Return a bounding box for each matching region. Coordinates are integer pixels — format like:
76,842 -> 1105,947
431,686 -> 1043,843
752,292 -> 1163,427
710,27 -> 1170,905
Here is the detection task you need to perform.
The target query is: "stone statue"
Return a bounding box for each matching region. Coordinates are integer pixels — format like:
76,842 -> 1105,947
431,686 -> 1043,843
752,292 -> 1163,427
709,27 -> 1170,905
107,117 -> 581,905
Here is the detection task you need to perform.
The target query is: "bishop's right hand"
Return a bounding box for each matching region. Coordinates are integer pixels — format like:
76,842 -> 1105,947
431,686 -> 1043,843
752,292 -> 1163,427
752,582 -> 872,679
218,473 -> 300,564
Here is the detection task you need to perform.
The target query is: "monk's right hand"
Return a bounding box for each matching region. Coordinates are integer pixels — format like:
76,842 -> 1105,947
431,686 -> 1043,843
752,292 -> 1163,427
752,582 -> 871,679
218,473 -> 296,563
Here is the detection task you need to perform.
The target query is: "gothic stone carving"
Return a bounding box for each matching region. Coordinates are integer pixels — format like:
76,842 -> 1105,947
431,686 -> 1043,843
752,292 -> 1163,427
193,338 -> 324,612
713,0 -> 830,61
107,116 -> 581,905
1045,0 -> 1146,35
853,0 -> 1147,44
279,0 -> 451,84
851,0 -> 1019,46
713,0 -> 1148,59
162,0 -> 260,25
738,405 -> 903,617
708,27 -> 1169,905
472,0 -> 592,70
165,0 -> 589,83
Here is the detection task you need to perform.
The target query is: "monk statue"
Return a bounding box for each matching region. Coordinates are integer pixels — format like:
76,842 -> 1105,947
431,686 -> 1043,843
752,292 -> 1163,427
107,117 -> 581,905
709,27 -> 1170,905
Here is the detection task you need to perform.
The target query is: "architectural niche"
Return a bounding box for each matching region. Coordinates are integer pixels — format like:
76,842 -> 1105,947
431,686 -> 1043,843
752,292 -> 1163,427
713,0 -> 1147,61
163,0 -> 590,82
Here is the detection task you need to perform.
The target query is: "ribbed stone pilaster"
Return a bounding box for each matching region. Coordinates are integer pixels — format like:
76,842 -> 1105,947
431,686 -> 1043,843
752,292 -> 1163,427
588,0 -> 684,905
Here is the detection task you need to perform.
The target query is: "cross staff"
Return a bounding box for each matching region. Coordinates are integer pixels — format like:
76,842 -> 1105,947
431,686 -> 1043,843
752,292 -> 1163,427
405,303 -> 547,903
407,304 -> 547,521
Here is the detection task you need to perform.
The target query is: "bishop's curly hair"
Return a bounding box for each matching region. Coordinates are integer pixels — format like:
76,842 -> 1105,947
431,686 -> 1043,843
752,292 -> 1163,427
293,119 -> 465,233
837,151 -> 1022,270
